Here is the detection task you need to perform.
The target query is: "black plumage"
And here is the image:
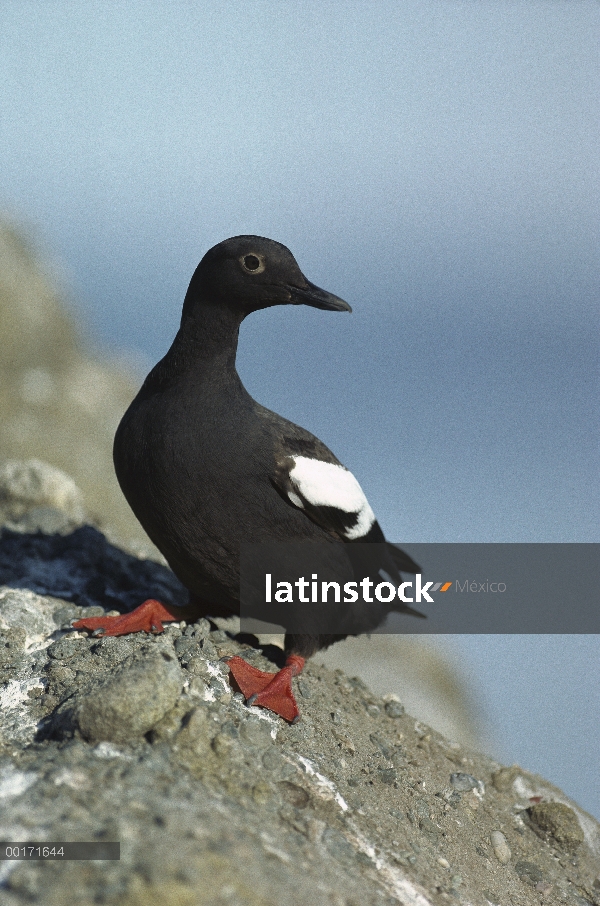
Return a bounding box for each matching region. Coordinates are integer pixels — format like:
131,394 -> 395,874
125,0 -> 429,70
75,236 -> 421,721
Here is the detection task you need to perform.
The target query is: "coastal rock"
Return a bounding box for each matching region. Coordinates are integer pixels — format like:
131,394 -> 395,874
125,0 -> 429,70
0,500 -> 599,906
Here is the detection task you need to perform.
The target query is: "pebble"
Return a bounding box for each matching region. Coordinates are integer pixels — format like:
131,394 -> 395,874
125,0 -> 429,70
450,772 -> 479,792
186,655 -> 210,676
378,767 -> 397,786
92,635 -> 133,659
277,781 -> 310,808
514,860 -> 545,887
210,630 -> 228,643
437,788 -> 462,808
297,679 -> 311,698
252,780 -> 272,805
528,801 -> 584,852
490,830 -> 511,864
384,699 -> 405,719
80,605 -> 105,618
369,733 -> 394,759
174,636 -> 197,658
349,675 -> 369,692
419,817 -> 439,837
200,639 -> 218,658
186,676 -> 209,698
437,857 -> 450,870
211,732 -> 234,756
71,650 -> 184,744
49,665 -> 75,684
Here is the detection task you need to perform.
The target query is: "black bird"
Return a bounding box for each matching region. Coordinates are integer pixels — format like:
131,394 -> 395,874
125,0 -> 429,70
73,236 -> 422,721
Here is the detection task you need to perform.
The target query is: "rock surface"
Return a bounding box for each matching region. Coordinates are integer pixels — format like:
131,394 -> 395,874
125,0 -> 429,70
0,468 -> 599,905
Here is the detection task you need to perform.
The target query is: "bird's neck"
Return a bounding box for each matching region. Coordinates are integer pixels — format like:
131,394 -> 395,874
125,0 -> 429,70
144,304 -> 244,390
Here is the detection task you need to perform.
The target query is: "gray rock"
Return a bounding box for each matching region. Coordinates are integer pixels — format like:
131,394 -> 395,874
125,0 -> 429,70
528,800 -> 585,852
490,829 -> 511,864
58,649 -> 184,744
450,771 -> 479,791
0,587 -> 64,652
384,698 -> 405,719
90,652 -> 181,741
0,459 -> 85,528
0,468 -> 599,905
515,860 -> 546,887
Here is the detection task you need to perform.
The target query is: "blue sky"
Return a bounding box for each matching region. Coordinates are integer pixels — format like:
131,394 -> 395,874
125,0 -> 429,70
1,2 -> 598,816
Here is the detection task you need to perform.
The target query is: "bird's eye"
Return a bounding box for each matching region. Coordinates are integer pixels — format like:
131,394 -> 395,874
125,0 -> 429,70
240,254 -> 265,274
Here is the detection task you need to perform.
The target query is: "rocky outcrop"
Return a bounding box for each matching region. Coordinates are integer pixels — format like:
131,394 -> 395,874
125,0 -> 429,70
0,465 -> 598,906
0,218 -> 145,550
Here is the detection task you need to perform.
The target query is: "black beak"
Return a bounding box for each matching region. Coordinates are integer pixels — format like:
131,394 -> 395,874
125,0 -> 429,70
288,280 -> 352,312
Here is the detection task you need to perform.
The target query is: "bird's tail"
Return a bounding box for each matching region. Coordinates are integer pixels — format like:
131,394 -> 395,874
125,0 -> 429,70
387,543 -> 421,575
381,544 -> 426,619
345,541 -> 426,622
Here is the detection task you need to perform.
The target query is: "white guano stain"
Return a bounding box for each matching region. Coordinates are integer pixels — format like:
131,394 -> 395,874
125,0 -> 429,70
246,706 -> 279,739
93,742 -> 135,760
205,661 -> 230,692
0,676 -> 45,742
291,754 -> 435,906
295,755 -> 349,812
0,765 -> 38,800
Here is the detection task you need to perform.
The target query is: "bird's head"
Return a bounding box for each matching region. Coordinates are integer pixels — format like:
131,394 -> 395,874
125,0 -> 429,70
182,235 -> 351,321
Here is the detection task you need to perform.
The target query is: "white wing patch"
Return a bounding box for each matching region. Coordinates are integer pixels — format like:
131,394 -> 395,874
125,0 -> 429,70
287,456 -> 375,540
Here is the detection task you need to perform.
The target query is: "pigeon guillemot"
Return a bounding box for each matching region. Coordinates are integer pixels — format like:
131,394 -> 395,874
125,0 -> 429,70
73,236 -> 422,722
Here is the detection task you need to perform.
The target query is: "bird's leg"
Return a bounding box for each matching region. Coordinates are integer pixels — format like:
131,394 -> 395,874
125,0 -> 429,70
72,598 -> 204,637
226,654 -> 305,723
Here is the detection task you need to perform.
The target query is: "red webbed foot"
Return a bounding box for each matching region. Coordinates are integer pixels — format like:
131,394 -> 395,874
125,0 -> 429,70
227,654 -> 305,723
72,599 -> 186,637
